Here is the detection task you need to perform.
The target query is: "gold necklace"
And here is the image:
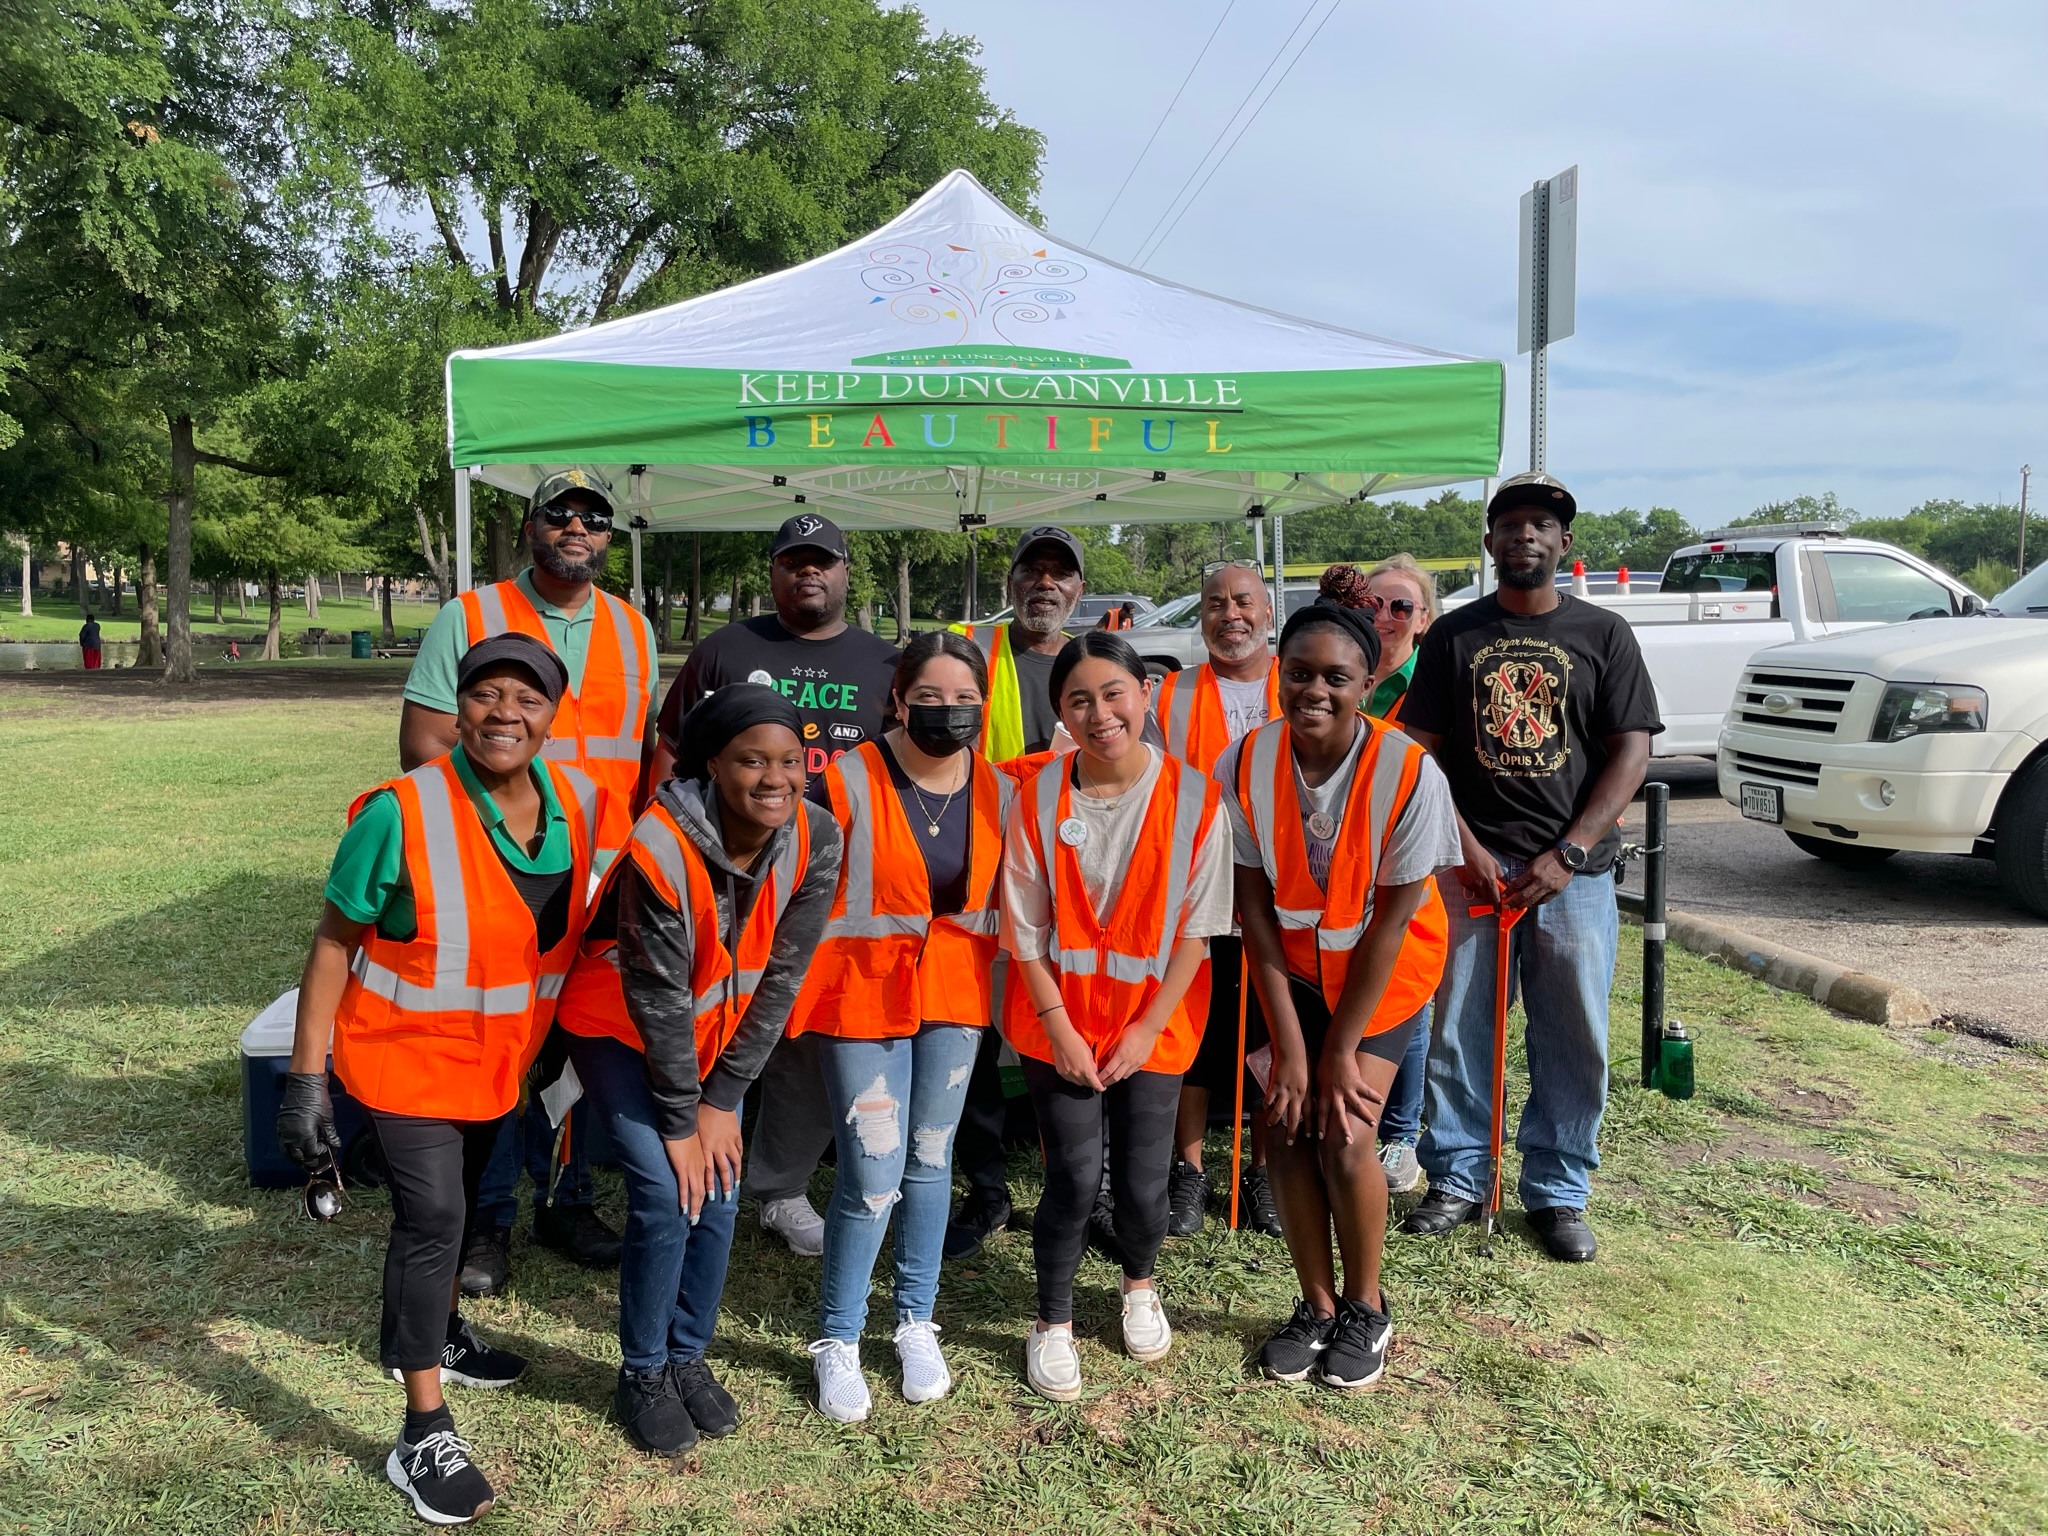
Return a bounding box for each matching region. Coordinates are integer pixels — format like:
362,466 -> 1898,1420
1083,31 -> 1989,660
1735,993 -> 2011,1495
905,760 -> 967,836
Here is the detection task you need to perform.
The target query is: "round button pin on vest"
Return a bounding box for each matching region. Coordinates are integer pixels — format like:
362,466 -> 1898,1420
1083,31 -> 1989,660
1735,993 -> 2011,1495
1058,815 -> 1089,848
1306,811 -> 1338,841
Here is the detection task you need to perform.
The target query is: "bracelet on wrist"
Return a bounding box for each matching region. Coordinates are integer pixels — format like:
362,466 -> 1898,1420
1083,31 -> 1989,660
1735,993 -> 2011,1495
1038,1003 -> 1067,1018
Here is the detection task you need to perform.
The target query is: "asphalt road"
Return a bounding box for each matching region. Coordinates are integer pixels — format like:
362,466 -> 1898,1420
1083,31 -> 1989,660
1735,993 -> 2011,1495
1621,759 -> 2048,1047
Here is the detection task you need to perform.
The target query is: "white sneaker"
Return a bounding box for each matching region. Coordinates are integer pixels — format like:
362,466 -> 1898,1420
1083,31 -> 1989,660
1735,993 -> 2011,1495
807,1338 -> 871,1423
761,1196 -> 826,1257
893,1313 -> 952,1404
1025,1322 -> 1083,1402
1121,1286 -> 1173,1363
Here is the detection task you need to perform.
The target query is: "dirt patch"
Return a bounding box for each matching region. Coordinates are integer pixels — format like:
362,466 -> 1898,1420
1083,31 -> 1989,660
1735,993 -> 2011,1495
0,663 -> 413,717
1975,1112 -> 2048,1156
1711,1123 -> 1916,1223
1768,1084 -> 1856,1121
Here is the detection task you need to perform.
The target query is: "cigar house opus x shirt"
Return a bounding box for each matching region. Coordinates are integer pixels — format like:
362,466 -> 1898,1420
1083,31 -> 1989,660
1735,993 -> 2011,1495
658,616 -> 902,801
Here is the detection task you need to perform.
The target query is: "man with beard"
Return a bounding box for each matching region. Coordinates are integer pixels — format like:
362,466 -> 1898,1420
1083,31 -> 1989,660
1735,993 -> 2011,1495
648,512 -> 900,1256
1396,474 -> 1660,1263
399,467 -> 660,1290
1151,561 -> 1285,1239
940,525 -> 1086,1260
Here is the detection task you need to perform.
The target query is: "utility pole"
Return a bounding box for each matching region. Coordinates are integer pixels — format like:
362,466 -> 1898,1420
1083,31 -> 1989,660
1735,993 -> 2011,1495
2021,464 -> 2032,577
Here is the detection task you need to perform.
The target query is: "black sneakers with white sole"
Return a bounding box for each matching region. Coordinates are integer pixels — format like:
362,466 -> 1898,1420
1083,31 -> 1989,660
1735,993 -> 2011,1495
386,1420 -> 495,1525
1317,1294 -> 1393,1389
390,1316 -> 528,1389
1259,1298 -> 1337,1381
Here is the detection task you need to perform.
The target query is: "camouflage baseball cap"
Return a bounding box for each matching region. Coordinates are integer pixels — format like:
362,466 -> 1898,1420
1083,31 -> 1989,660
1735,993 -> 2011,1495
528,466 -> 617,516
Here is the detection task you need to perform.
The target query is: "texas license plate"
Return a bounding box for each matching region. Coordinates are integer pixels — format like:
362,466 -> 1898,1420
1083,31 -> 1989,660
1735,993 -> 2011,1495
1740,782 -> 1783,823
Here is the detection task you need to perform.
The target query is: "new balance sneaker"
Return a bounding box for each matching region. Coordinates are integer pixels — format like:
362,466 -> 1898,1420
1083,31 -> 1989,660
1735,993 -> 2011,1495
671,1357 -> 739,1438
1378,1140 -> 1424,1196
1165,1159 -> 1211,1238
808,1337 -> 872,1423
1259,1298 -> 1336,1382
893,1314 -> 952,1404
390,1316 -> 526,1389
1239,1164 -> 1284,1239
1119,1286 -> 1173,1364
386,1418 -> 495,1525
614,1363 -> 696,1455
1025,1322 -> 1083,1402
761,1196 -> 826,1258
1317,1295 -> 1393,1390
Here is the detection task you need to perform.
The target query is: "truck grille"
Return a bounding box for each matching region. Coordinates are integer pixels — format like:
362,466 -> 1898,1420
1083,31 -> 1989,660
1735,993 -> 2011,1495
1734,668 -> 1856,735
1729,750 -> 1821,787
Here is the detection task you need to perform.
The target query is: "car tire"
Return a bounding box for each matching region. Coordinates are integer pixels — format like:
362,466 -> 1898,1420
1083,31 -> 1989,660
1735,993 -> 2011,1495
1993,756 -> 2048,919
1785,832 -> 1899,869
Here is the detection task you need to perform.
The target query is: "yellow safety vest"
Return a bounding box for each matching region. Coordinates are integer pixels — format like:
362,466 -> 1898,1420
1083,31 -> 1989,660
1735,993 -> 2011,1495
950,621 -> 1027,763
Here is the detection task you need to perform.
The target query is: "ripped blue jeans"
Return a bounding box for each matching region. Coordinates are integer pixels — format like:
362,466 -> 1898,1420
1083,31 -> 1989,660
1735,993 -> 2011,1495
815,1025 -> 982,1342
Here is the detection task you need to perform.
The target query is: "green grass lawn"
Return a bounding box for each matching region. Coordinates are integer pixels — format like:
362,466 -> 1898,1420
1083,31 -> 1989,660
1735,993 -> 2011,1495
0,592 -> 449,646
1,680 -> 2043,1535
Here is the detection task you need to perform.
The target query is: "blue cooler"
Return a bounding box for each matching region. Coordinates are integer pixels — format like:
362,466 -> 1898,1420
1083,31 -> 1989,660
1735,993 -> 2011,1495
240,989 -> 375,1188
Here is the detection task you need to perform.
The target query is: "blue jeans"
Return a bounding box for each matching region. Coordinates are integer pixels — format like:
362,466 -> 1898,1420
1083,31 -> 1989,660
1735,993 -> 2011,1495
815,1025 -> 983,1342
1378,1003 -> 1433,1146
565,1033 -> 740,1371
1419,862 -> 1619,1211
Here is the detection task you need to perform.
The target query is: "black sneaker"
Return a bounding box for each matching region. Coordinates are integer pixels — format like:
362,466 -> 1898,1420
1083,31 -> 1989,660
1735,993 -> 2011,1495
1239,1164 -> 1284,1239
386,1420 -> 495,1524
533,1201 -> 622,1268
1317,1295 -> 1393,1390
615,1363 -> 697,1455
1525,1206 -> 1598,1263
1400,1187 -> 1480,1237
457,1227 -> 510,1298
672,1357 -> 739,1438
1166,1159 -> 1211,1238
1259,1299 -> 1336,1381
1085,1185 -> 1126,1268
942,1192 -> 1013,1262
440,1316 -> 526,1389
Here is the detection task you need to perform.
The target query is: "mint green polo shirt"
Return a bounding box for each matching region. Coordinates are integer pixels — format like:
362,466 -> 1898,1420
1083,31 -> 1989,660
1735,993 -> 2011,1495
403,567 -> 660,727
325,744 -> 570,940
1367,650 -> 1417,721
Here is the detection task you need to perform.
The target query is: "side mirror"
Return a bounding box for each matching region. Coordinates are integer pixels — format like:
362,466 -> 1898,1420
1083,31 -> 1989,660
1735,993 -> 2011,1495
1960,593 -> 1987,616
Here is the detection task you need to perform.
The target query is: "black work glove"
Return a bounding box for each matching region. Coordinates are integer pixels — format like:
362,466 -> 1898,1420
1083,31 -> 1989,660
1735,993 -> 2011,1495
277,1071 -> 342,1171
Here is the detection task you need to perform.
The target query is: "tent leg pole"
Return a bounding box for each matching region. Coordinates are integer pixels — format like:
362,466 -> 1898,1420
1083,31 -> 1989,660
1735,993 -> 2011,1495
630,525 -> 644,612
1478,477 -> 1494,597
455,469 -> 474,595
1270,514 -> 1286,625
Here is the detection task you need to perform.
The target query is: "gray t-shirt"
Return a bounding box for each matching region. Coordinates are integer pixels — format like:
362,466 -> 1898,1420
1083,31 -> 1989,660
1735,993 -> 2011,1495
1214,673 -> 1273,745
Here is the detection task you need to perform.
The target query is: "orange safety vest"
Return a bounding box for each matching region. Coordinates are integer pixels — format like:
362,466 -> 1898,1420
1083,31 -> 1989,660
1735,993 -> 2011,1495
1153,660 -> 1281,774
1003,755 -> 1220,1076
332,756 -> 600,1120
1233,717 -> 1448,1033
461,579 -> 651,833
556,795 -> 811,1074
788,742 -> 1015,1039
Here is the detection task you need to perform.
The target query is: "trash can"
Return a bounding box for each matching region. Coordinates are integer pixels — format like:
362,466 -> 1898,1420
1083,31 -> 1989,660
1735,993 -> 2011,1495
350,629 -> 372,659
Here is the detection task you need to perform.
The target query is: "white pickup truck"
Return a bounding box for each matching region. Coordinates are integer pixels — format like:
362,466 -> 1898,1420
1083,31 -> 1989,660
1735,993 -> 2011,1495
1715,597 -> 2048,917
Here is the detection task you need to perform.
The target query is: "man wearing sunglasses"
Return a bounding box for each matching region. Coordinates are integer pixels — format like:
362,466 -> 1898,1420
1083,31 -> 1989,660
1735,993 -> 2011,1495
400,466 -> 663,1290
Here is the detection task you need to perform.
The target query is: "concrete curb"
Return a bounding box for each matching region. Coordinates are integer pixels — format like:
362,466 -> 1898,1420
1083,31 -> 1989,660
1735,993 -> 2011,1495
1617,889 -> 1938,1029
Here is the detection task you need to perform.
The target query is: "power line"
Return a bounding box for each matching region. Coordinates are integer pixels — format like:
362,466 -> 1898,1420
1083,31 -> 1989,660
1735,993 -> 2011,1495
1122,0 -> 1326,268
1086,0 -> 1240,247
1134,0 -> 1347,270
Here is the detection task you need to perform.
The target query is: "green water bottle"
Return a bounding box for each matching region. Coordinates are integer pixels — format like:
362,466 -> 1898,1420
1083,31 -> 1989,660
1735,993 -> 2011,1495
1658,1019 -> 1695,1101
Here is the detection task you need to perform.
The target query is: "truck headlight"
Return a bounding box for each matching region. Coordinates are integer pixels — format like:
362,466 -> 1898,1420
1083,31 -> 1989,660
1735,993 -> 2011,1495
1870,683 -> 1987,743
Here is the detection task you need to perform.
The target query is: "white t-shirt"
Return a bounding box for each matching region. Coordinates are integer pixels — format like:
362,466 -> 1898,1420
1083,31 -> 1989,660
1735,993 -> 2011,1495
1001,746 -> 1235,963
1214,673 -> 1274,745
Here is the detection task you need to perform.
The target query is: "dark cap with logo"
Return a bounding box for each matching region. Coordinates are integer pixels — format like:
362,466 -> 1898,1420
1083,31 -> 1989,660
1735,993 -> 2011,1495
457,632 -> 568,703
769,511 -> 850,564
528,466 -> 617,517
1486,471 -> 1577,525
1011,524 -> 1085,577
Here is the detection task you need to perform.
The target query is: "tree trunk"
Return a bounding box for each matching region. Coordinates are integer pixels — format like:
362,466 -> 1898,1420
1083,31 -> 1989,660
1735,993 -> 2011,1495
729,569 -> 742,627
686,535 -> 703,644
1128,527 -> 1148,578
211,580 -> 223,622
304,572 -> 320,621
164,412 -> 198,683
658,537 -> 675,649
70,544 -> 87,611
895,548 -> 913,642
17,538 -> 30,617
236,579 -> 247,620
380,574 -> 395,644
488,501 -> 520,583
262,571 -> 283,660
414,502 -> 451,605
89,547 -> 104,609
110,562 -> 122,616
136,540 -> 161,668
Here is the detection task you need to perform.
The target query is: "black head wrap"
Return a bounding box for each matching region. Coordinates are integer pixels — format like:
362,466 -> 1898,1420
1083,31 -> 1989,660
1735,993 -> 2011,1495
675,684 -> 805,783
1279,596 -> 1383,676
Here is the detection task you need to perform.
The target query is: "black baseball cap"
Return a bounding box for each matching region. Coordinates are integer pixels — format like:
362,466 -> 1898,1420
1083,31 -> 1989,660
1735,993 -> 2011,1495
1011,524 -> 1085,576
1486,472 -> 1577,525
768,512 -> 849,564
457,633 -> 568,703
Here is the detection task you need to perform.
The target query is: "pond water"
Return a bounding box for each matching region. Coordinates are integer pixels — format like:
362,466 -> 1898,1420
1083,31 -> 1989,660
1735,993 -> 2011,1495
0,641 -> 144,671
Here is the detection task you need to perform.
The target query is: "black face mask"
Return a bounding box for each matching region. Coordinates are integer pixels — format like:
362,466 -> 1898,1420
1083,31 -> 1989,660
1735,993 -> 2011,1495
904,703 -> 982,756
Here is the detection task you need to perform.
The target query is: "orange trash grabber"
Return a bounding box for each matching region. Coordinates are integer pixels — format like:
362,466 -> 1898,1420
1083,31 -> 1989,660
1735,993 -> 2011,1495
1228,947 -> 1250,1229
1470,900 -> 1526,1257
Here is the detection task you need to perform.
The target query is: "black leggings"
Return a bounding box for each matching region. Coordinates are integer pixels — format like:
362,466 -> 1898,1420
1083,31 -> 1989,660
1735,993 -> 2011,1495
1022,1059 -> 1181,1324
369,1109 -> 504,1371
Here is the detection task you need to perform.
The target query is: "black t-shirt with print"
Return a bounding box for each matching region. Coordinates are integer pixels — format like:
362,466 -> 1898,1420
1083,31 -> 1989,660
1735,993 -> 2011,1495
659,616 -> 901,801
1402,593 -> 1662,873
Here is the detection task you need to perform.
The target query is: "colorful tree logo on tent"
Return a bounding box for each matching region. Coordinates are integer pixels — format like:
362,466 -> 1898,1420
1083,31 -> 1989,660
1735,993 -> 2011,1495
851,241 -> 1128,369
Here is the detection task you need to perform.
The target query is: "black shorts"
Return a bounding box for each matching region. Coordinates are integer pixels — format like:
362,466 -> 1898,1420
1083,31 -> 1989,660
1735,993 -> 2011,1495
1284,975 -> 1425,1068
1187,936 -> 1268,1099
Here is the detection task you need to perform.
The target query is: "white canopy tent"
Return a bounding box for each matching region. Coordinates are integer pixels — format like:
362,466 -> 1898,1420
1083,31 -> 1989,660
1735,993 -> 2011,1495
444,169 -> 1503,605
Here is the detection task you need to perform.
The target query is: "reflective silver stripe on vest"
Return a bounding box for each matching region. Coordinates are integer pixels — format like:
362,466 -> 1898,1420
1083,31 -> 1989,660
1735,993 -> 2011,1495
470,583 -> 508,637
1242,723 -> 1286,885
552,735 -> 640,761
536,972 -> 568,999
600,591 -> 645,736
555,764 -> 600,854
632,808 -> 692,898
825,750 -> 931,941
348,953 -> 531,1015
1150,761 -> 1208,980
412,759 -> 473,973
1161,668 -> 1198,761
1251,725 -> 1415,942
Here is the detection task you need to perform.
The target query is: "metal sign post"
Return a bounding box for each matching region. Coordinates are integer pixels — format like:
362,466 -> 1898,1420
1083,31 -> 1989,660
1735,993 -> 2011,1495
1518,166 -> 1578,474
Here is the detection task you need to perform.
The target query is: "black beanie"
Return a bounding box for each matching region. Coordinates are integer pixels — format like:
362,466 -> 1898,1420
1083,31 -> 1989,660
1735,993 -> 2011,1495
675,684 -> 805,783
1279,597 -> 1383,676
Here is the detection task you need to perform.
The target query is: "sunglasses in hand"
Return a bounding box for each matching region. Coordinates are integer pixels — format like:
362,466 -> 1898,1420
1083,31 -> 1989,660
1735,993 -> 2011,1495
303,1154 -> 345,1223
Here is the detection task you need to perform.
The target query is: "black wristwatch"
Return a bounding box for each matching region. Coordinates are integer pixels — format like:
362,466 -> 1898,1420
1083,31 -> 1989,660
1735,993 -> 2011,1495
1554,839 -> 1589,872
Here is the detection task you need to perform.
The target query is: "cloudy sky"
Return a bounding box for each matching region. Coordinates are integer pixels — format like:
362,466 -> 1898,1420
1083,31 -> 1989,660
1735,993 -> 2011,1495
911,1 -> 2046,525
